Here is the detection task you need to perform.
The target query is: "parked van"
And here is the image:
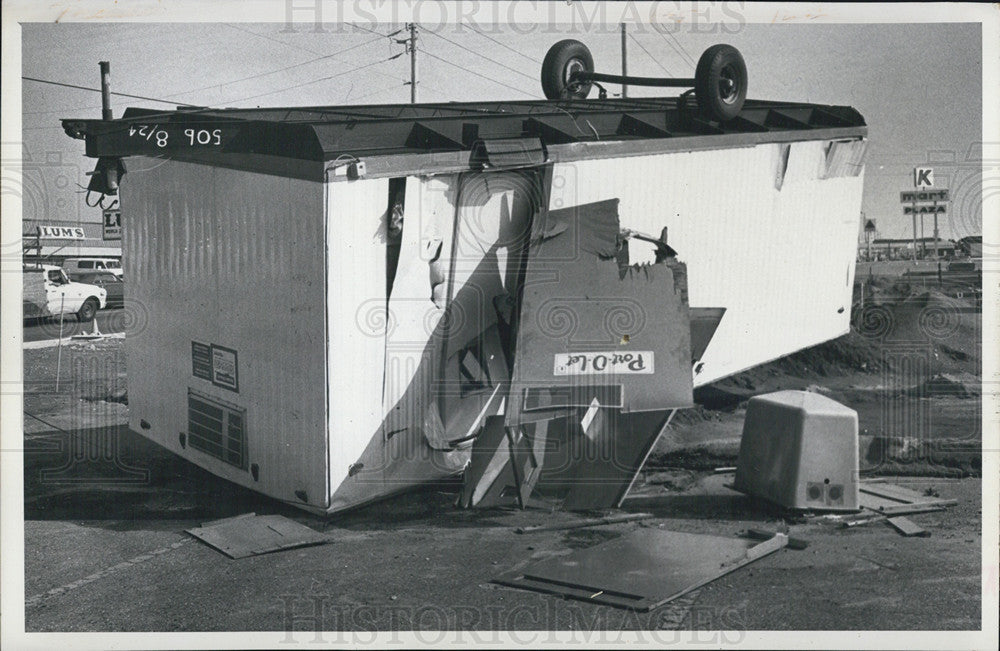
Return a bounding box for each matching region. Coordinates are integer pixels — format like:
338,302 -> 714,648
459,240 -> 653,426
23,265 -> 107,321
63,257 -> 122,277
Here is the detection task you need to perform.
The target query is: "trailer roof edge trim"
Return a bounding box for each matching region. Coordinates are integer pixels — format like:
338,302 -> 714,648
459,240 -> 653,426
62,97 -> 866,181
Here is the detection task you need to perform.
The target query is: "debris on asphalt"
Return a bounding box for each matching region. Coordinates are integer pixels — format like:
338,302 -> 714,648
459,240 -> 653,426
494,528 -> 787,611
185,513 -> 330,559
741,528 -> 810,550
840,513 -> 888,528
513,512 -> 654,534
858,481 -> 957,513
70,321 -> 105,341
886,516 -> 931,537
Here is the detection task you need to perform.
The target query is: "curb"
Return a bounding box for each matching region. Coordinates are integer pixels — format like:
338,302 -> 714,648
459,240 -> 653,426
23,333 -> 125,350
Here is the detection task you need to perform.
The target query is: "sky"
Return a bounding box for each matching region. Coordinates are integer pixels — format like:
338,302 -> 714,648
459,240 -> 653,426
18,20 -> 984,240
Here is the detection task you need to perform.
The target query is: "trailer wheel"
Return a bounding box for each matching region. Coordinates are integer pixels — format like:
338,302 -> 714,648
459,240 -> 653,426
694,44 -> 747,122
77,298 -> 98,322
541,39 -> 594,100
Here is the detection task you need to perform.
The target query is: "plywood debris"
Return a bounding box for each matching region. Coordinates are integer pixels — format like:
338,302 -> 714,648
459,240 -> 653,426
858,481 -> 956,514
886,516 -> 931,537
186,513 -> 330,559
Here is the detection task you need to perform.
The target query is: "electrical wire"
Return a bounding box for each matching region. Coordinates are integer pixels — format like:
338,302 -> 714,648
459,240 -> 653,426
220,23 -> 453,103
628,32 -> 673,77
462,23 -> 543,65
223,24 -> 414,92
420,48 -> 540,98
231,53 -> 404,104
657,28 -> 697,67
346,21 -> 402,39
162,34 -> 387,100
20,76 -> 199,107
421,28 -> 537,83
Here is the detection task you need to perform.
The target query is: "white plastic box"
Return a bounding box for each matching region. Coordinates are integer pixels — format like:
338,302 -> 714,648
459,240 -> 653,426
733,390 -> 859,511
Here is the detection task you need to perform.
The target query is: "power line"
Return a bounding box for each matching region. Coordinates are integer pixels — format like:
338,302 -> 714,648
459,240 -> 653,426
421,28 -> 537,83
657,29 -> 696,67
163,35 -> 387,100
420,48 -> 540,98
463,23 -> 543,65
230,53 -> 403,104
222,23 -> 412,91
21,76 -> 198,107
344,80 -> 408,104
628,32 -> 672,77
346,21 -> 403,39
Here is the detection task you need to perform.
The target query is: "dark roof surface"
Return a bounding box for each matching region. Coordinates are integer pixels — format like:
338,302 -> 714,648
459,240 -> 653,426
62,97 -> 866,179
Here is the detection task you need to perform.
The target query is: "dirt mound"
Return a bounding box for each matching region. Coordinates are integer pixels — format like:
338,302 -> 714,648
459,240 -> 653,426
905,373 -> 981,399
853,286 -> 980,375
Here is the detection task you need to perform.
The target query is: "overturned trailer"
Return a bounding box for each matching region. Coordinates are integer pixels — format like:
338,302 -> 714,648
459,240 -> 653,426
63,43 -> 867,514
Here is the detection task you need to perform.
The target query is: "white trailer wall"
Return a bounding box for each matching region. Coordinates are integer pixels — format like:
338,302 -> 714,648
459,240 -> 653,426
549,139 -> 865,386
327,174 -> 470,512
122,157 -> 329,510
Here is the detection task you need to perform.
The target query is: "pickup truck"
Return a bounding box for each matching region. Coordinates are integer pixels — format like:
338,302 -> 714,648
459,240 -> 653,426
23,264 -> 107,322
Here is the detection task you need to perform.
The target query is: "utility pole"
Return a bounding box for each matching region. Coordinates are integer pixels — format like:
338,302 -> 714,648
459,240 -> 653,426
408,23 -> 418,104
620,23 -> 628,98
99,61 -> 113,120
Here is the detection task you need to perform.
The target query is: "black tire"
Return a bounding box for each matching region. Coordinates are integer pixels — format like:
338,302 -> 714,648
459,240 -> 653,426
541,39 -> 594,100
694,44 -> 748,122
77,298 -> 99,322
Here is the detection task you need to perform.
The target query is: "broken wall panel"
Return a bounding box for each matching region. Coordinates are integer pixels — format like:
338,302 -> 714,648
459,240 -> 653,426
506,198 -> 693,429
548,140 -> 866,387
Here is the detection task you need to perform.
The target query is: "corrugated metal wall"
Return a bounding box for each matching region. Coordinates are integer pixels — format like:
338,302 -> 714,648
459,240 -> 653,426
549,139 -> 866,386
122,157 -> 329,509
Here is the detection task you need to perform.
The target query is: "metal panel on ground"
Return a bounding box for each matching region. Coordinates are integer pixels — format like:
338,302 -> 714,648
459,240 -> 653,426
548,139 -> 866,386
186,513 -> 330,559
122,157 -> 329,510
495,528 -> 788,611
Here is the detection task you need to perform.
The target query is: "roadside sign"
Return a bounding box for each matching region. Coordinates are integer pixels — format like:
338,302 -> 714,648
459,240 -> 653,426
864,219 -> 876,232
900,189 -> 949,203
903,204 -> 946,215
103,208 -> 122,240
37,225 -> 85,239
913,167 -> 934,188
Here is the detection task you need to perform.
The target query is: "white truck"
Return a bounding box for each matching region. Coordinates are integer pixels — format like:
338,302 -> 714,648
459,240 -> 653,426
23,264 -> 107,322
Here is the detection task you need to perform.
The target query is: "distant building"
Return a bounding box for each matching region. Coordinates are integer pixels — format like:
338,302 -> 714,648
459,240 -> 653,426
859,237 -> 957,261
22,218 -> 121,266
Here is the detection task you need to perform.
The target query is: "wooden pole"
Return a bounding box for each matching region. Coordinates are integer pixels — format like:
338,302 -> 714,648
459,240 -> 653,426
409,23 -> 418,104
621,23 -> 628,98
99,61 -> 112,120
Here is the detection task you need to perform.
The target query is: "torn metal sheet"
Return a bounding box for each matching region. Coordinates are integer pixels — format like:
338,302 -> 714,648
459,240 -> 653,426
561,409 -> 674,511
186,513 -> 330,559
494,528 -> 787,611
689,307 -> 726,363
506,198 -> 693,426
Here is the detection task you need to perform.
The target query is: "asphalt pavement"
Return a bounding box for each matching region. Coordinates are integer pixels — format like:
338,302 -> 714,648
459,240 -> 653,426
21,424 -> 983,634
